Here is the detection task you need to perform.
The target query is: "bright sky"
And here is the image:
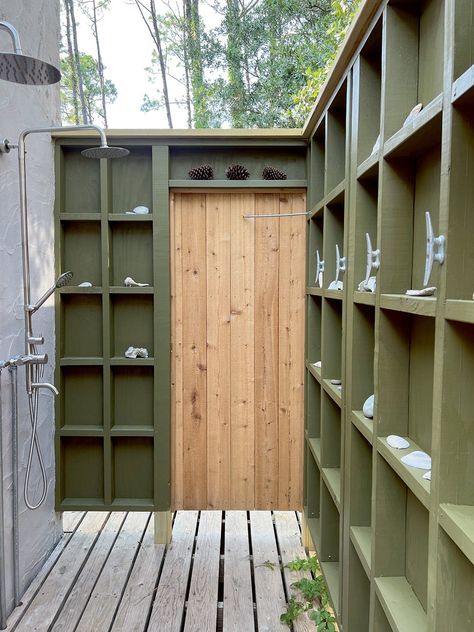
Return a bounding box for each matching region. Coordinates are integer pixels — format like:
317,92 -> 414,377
75,1 -> 218,129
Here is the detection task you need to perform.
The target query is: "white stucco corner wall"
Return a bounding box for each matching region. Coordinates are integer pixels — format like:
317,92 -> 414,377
0,0 -> 62,617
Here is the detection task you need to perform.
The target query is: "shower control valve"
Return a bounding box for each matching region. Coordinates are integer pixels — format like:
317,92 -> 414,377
28,335 -> 44,345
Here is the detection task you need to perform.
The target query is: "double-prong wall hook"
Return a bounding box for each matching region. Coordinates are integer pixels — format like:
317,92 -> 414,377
363,232 -> 381,288
424,211 -> 445,287
315,250 -> 324,287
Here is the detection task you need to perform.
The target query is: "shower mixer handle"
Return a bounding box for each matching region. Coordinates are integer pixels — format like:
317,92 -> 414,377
9,353 -> 47,367
28,335 -> 44,345
32,382 -> 59,396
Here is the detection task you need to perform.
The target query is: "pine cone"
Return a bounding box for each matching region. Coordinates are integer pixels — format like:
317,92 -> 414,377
262,166 -> 287,180
225,164 -> 250,180
188,164 -> 214,180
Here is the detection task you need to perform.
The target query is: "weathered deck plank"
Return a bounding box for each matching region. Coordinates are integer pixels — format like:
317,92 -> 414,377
184,511 -> 222,632
147,510 -> 198,632
250,511 -> 287,632
113,518 -> 166,632
223,511 -> 255,632
274,511 -> 315,632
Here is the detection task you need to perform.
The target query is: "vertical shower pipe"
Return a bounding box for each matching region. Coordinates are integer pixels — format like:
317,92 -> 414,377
18,125 -> 109,394
8,366 -> 20,607
0,366 -> 8,629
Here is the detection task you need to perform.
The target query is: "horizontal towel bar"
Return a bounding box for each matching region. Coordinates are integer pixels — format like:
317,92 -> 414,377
243,211 -> 310,219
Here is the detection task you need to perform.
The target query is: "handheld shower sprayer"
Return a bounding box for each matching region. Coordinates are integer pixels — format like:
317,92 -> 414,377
27,271 -> 73,314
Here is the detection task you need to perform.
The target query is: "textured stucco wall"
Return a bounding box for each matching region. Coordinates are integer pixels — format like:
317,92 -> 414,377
0,0 -> 62,617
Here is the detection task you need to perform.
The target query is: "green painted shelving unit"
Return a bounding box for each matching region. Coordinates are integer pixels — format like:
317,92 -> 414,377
304,0 -> 474,630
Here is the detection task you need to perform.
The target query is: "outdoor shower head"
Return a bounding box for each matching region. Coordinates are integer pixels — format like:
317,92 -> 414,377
81,145 -> 130,159
0,21 -> 61,85
55,271 -> 74,288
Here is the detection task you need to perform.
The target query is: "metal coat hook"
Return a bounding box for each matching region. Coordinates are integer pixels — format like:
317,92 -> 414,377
364,232 -> 380,288
328,244 -> 346,289
315,250 -> 324,287
423,211 -> 445,286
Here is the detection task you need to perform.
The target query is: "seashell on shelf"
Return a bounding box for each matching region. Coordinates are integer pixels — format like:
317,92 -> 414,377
328,280 -> 343,291
423,471 -> 431,481
124,346 -> 149,359
124,276 -> 149,287
78,281 -> 92,287
403,103 -> 423,126
313,361 -> 321,368
387,435 -> 410,449
330,379 -> 342,385
358,276 -> 376,292
126,205 -> 150,214
401,450 -> 431,470
406,286 -> 436,296
363,394 -> 374,419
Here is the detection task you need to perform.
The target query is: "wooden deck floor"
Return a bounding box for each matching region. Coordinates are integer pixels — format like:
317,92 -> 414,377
5,511 -> 314,632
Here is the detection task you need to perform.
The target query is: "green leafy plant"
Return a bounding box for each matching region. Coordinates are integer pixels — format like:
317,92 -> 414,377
280,555 -> 338,630
280,597 -> 306,625
309,608 -> 337,631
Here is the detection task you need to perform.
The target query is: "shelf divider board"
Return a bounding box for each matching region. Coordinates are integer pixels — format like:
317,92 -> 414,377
350,526 -> 372,578
101,157 -> 112,506
375,577 -> 427,632
153,145 -> 171,511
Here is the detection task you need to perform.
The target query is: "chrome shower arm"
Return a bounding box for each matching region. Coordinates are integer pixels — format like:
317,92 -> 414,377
0,21 -> 23,54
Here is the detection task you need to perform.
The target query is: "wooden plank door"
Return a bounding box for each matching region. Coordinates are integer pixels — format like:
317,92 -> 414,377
171,190 -> 306,510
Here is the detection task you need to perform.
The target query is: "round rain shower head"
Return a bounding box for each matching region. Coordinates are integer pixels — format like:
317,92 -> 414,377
81,145 -> 130,159
56,271 -> 73,288
0,53 -> 61,85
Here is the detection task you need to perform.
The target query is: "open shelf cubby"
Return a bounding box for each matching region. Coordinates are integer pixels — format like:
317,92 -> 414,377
325,81 -> 347,193
306,367 -> 321,439
109,221 -> 154,287
306,295 -> 321,364
379,142 -> 441,295
60,436 -> 104,504
60,294 -> 103,359
321,297 -> 343,381
377,310 -> 434,478
356,18 -> 382,166
59,366 -> 103,430
110,294 -> 154,359
383,0 -> 444,141
454,0 -> 474,82
112,437 -> 154,506
61,147 -> 101,213
309,123 -> 325,208
110,146 -> 153,214
320,483 -> 341,613
352,176 -> 378,292
111,365 -> 154,431
373,456 -> 428,629
61,221 -> 102,287
347,544 -> 370,631
323,197 -> 345,291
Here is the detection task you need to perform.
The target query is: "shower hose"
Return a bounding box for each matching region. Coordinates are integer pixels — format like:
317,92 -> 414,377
24,347 -> 48,510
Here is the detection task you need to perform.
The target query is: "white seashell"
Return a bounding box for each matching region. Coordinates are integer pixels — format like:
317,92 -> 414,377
403,103 -> 423,126
406,287 -> 436,296
330,379 -> 342,385
132,205 -> 149,214
387,435 -> 410,449
313,361 -> 321,368
124,346 -> 149,359
124,276 -> 149,287
423,471 -> 431,481
78,281 -> 92,287
401,450 -> 431,470
363,394 -> 374,419
328,280 -> 343,291
370,134 -> 380,155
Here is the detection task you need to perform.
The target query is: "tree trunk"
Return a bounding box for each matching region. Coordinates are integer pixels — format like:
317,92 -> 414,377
150,0 -> 173,128
225,0 -> 245,127
91,0 -> 108,127
67,0 -> 89,124
182,1 -> 192,128
64,0 -> 80,123
184,0 -> 209,128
